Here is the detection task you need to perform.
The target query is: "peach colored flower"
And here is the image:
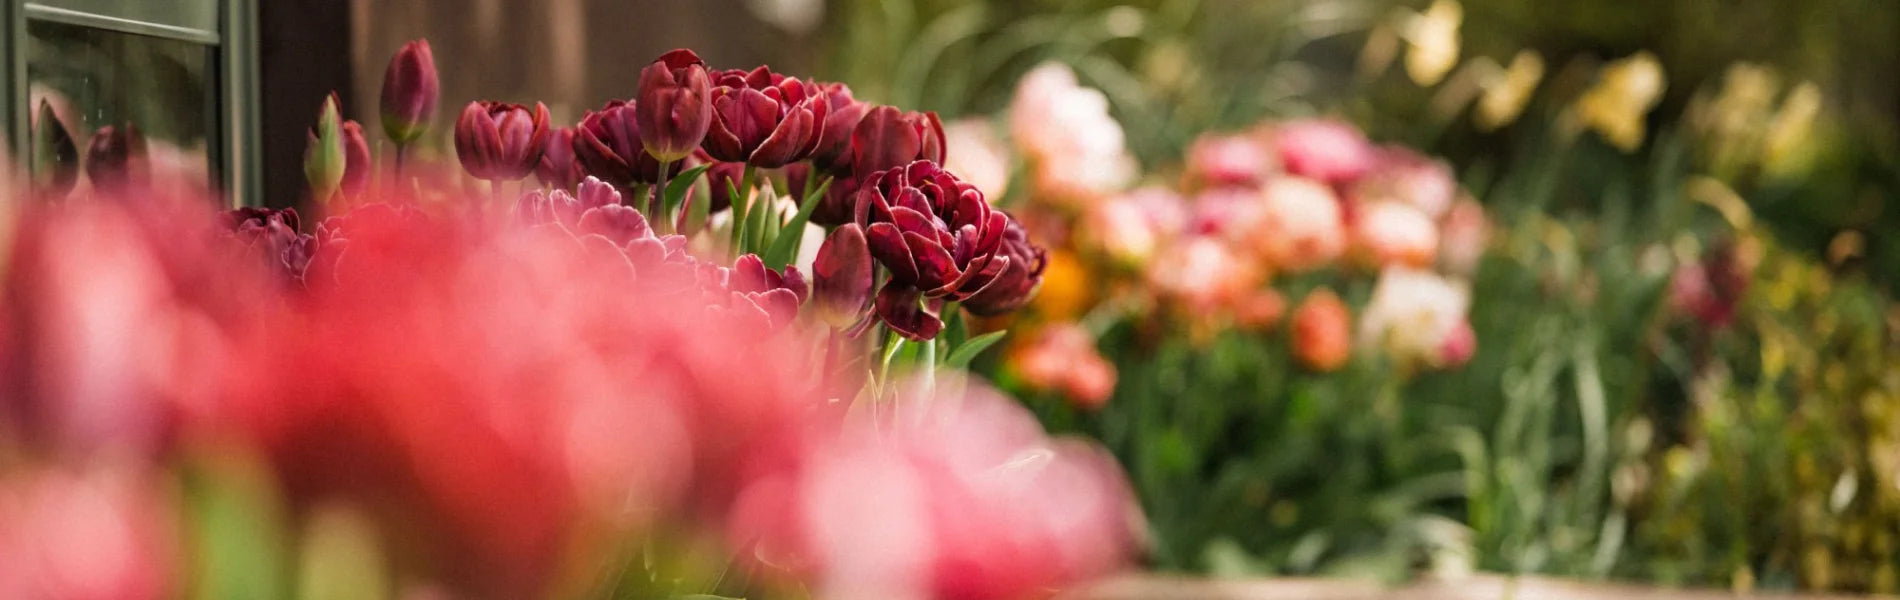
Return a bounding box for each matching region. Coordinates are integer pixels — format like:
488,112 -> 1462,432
1358,267 -> 1473,369
1352,201 -> 1439,268
1290,288 -> 1352,372
1013,324 -> 1119,410
1437,197 -> 1490,276
1254,177 -> 1347,272
1149,236 -> 1258,314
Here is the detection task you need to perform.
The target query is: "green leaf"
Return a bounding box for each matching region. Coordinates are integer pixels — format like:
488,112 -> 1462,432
30,100 -> 77,190
761,177 -> 831,270
663,164 -> 711,228
746,184 -> 776,254
946,330 -> 1008,368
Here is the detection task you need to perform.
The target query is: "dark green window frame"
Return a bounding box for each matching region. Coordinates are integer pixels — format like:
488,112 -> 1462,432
3,0 -> 259,205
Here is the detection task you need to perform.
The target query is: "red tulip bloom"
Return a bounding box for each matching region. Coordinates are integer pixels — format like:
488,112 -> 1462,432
381,39 -> 440,145
811,224 -> 874,329
855,161 -> 1011,340
536,126 -> 585,190
453,101 -> 550,182
636,49 -> 714,163
960,215 -> 1047,317
575,100 -> 680,186
847,105 -> 945,180
703,66 -> 831,168
808,82 -> 869,175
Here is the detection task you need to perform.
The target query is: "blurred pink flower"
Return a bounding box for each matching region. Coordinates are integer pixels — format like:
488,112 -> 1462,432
0,465 -> 177,600
1083,189 -> 1176,269
940,118 -> 1011,198
1185,133 -> 1271,189
1149,236 -> 1258,314
1351,201 -> 1439,269
725,375 -> 1141,600
1010,63 -> 1135,203
1667,241 -> 1749,329
1254,177 -> 1347,272
1437,197 -> 1490,276
1269,119 -> 1375,185
1351,147 -> 1456,219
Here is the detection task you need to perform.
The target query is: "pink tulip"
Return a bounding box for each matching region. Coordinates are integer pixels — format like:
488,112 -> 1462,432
1271,119 -> 1375,184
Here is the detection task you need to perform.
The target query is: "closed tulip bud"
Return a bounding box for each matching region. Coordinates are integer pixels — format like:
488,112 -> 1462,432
30,99 -> 79,199
1290,288 -> 1353,372
847,106 -> 945,181
454,101 -> 551,182
305,93 -> 347,200
703,66 -> 830,167
961,215 -> 1048,317
340,120 -> 372,198
812,223 -> 874,329
85,124 -> 147,193
380,39 -> 439,145
635,49 -> 713,163
537,127 -> 585,190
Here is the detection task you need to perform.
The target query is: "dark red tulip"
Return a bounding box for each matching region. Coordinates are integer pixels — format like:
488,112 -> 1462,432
381,39 -> 440,145
809,82 -> 869,175
454,101 -> 551,182
812,223 -> 874,329
960,215 -> 1047,316
340,120 -> 372,198
85,124 -> 147,192
847,106 -> 945,181
855,161 -> 1011,340
703,66 -> 830,168
636,49 -> 713,163
537,126 -> 585,189
809,176 -> 859,226
575,100 -> 681,186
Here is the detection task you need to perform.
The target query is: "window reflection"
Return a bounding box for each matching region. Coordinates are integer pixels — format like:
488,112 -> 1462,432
27,19 -> 218,192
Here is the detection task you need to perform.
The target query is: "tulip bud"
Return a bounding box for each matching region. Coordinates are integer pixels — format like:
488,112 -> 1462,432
537,127 -> 585,190
381,39 -> 439,145
340,120 -> 372,199
812,224 -> 874,328
454,101 -> 551,182
635,49 -> 713,163
847,106 -> 945,180
1290,288 -> 1353,372
30,99 -> 79,199
85,124 -> 147,193
305,93 -> 347,201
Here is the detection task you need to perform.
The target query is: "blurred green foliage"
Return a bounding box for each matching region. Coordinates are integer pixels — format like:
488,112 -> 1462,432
825,0 -> 1900,592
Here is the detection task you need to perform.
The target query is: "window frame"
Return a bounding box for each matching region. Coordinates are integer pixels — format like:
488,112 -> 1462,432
3,0 -> 258,206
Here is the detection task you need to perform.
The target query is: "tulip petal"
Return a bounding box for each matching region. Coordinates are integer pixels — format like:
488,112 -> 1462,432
875,283 -> 942,341
865,222 -> 918,284
575,205 -> 652,246
902,231 -> 957,292
813,224 -> 873,327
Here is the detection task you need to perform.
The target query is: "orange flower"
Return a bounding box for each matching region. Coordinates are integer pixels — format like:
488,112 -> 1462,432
1290,288 -> 1353,372
1031,250 -> 1094,322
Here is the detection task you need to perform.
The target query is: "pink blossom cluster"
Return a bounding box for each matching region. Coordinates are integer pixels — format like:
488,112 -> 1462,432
0,174 -> 1136,598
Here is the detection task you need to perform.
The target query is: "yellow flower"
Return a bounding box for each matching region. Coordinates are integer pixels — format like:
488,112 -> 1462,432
1762,81 -> 1823,176
1475,50 -> 1545,131
1031,250 -> 1094,322
1577,51 -> 1667,152
1403,0 -> 1462,86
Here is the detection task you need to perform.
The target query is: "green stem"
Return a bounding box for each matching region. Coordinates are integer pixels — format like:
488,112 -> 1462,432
729,165 -> 758,255
651,160 -> 673,233
922,336 -> 937,396
879,328 -> 906,392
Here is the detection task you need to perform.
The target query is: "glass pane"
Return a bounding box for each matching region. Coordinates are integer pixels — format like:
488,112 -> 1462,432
26,19 -> 219,191
28,0 -> 220,35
